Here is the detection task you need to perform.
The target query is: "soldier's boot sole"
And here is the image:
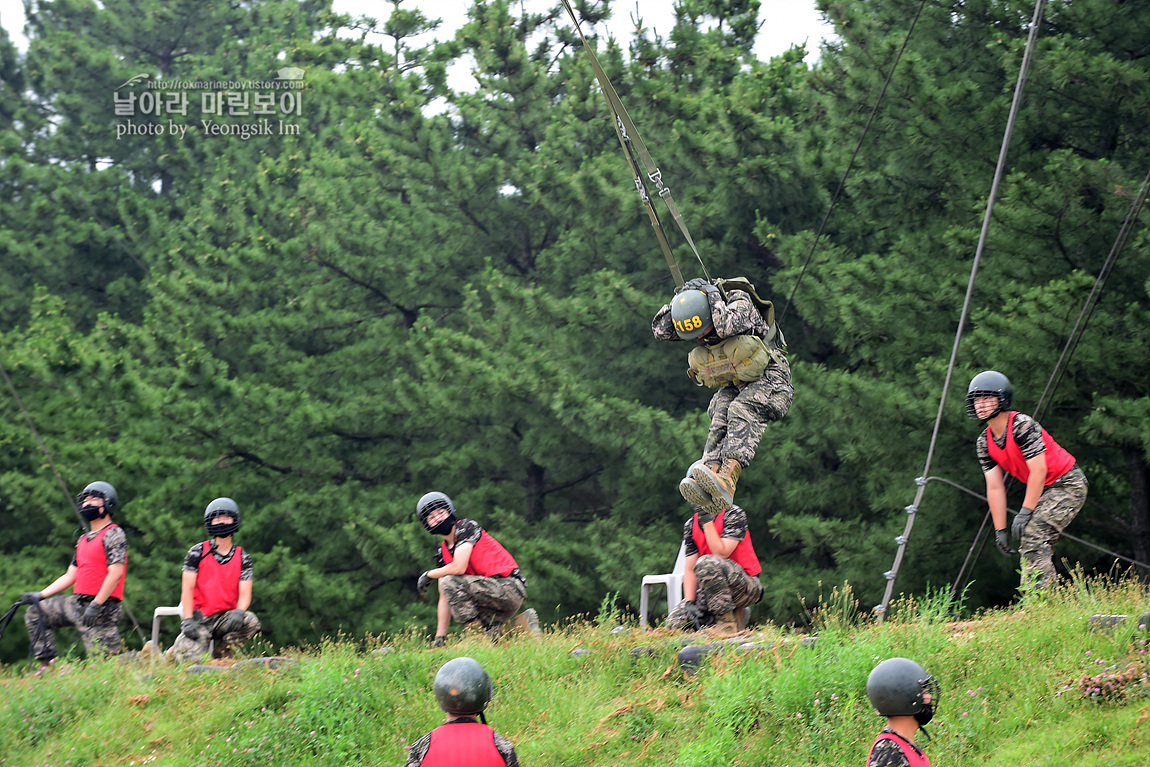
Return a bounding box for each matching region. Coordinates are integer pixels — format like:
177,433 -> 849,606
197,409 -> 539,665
690,462 -> 734,509
510,608 -> 542,637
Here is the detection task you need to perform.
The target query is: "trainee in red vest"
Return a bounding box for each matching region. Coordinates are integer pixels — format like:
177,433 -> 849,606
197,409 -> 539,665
691,511 -> 762,576
986,412 -> 1076,486
193,541 -> 243,617
867,733 -> 930,767
74,524 -> 126,600
441,530 -> 518,577
421,722 -> 504,767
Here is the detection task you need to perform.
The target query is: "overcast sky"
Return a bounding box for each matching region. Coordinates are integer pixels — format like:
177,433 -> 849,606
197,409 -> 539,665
1,1 -> 834,73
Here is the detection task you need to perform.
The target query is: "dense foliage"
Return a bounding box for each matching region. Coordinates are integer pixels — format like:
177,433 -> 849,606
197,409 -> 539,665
1,0 -> 1148,661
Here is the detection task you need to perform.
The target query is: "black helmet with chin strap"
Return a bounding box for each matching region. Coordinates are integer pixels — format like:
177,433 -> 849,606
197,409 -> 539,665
866,657 -> 940,717
433,656 -> 493,717
76,481 -> 118,516
965,370 -> 1013,422
416,491 -> 457,533
204,497 -> 242,537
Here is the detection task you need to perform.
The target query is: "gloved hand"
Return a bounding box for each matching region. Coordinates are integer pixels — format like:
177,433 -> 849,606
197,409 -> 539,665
431,635 -> 446,648
181,617 -> 202,640
675,277 -> 711,294
681,600 -> 702,628
219,609 -> 247,635
1011,507 -> 1034,540
417,571 -> 433,595
80,601 -> 104,627
695,508 -> 715,527
17,592 -> 43,606
994,529 -> 1016,557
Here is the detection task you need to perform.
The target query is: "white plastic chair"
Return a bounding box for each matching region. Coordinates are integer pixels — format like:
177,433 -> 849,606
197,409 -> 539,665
639,542 -> 687,628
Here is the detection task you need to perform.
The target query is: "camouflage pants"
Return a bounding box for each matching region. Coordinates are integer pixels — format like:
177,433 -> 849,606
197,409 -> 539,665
441,575 -> 526,630
165,609 -> 262,662
1020,465 -> 1088,591
666,555 -> 763,630
702,359 -> 793,468
23,594 -> 123,661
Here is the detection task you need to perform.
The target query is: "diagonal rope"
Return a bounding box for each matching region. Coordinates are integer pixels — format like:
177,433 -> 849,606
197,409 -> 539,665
777,0 -> 929,326
876,0 -> 1049,619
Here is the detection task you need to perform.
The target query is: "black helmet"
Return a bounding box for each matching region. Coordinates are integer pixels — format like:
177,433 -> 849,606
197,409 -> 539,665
433,656 -> 493,716
204,497 -> 242,537
965,370 -> 1013,421
416,491 -> 456,533
670,290 -> 713,340
866,657 -> 940,716
76,481 -> 118,515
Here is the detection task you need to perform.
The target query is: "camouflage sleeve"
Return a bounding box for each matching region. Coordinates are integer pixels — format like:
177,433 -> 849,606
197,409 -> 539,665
976,430 -> 995,473
1012,413 -> 1047,460
102,525 -> 128,566
405,732 -> 432,767
867,737 -> 912,767
239,548 -> 254,581
683,518 -> 698,557
709,290 -> 766,339
454,519 -> 483,547
493,732 -> 519,766
434,546 -> 446,568
651,302 -> 679,341
720,506 -> 748,541
183,544 -> 204,573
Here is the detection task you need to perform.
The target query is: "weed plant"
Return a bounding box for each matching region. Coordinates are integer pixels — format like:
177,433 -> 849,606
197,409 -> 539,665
2,576 -> 1149,766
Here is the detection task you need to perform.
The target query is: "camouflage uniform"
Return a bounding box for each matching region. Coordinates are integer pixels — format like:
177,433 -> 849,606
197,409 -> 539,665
653,287 -> 793,469
24,526 -> 127,661
405,720 -> 520,766
436,519 -> 526,632
166,542 -> 260,662
977,413 -> 1089,591
666,506 -> 763,630
868,729 -> 929,767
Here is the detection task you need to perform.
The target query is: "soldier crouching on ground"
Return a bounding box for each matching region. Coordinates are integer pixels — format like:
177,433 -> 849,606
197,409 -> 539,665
665,503 -> 763,635
652,276 -> 793,513
166,497 -> 260,662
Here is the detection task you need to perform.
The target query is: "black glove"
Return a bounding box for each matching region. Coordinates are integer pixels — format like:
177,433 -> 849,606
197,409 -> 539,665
431,635 -> 446,648
417,571 -> 432,595
696,508 -> 715,527
994,529 -> 1016,557
676,278 -> 710,294
1012,507 -> 1034,540
219,609 -> 247,635
17,592 -> 42,606
681,600 -> 702,629
181,617 -> 202,640
80,601 -> 104,627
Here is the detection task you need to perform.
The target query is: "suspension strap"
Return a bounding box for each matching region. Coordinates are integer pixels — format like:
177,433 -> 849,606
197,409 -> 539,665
560,0 -> 709,287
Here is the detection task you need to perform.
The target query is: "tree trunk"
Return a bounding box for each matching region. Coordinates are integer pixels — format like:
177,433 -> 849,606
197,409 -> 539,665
1129,450 -> 1150,580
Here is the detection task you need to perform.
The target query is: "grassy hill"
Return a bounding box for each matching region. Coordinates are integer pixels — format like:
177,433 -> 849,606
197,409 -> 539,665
2,578 -> 1149,766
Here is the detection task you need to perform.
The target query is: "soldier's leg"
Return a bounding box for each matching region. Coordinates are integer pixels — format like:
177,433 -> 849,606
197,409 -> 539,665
213,611 -> 262,655
720,367 -> 793,468
666,601 -> 695,631
77,600 -> 123,657
441,575 -> 483,626
23,594 -> 78,662
701,387 -> 739,465
165,625 -> 211,663
1020,468 -> 1088,591
694,555 -> 744,616
467,577 -> 527,631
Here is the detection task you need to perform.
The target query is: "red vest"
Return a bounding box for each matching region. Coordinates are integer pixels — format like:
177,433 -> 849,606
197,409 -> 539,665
867,733 -> 930,767
986,412 -> 1076,486
422,722 -> 504,767
193,542 -> 243,617
692,511 -> 762,577
74,524 -> 125,600
441,530 -> 518,578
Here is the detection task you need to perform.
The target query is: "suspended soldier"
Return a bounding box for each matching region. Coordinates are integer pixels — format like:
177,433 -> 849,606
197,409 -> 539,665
966,371 -> 1089,593
865,657 -> 939,767
166,497 -> 261,662
415,492 -> 533,646
665,503 -> 762,635
652,277 -> 793,512
405,656 -> 520,766
16,481 -> 127,663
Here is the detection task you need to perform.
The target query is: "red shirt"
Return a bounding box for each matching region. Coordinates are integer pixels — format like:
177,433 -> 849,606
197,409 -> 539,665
867,732 -> 930,767
193,541 -> 243,616
986,411 -> 1076,485
74,524 -> 125,600
691,511 -> 762,577
422,722 -> 504,767
441,531 -> 518,578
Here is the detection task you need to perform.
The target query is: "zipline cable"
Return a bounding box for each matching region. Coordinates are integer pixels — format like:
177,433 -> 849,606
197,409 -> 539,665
948,165 -> 1150,594
560,0 -> 713,287
876,0 -> 1049,620
777,0 -> 929,326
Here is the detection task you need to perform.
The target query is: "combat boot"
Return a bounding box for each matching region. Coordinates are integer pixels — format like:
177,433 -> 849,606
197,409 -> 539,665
679,460 -> 720,511
509,608 -> 542,637
690,458 -> 743,509
708,611 -> 742,637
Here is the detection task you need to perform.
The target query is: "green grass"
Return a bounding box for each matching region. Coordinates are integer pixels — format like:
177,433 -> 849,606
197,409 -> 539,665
3,576 -> 1150,766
